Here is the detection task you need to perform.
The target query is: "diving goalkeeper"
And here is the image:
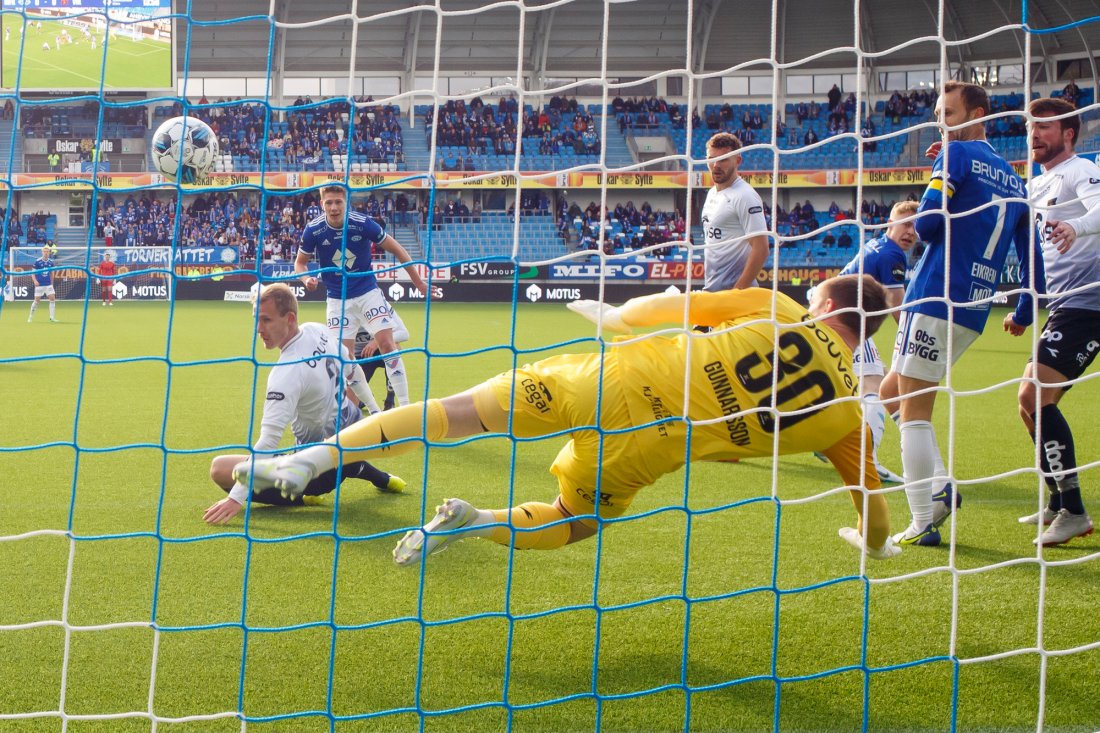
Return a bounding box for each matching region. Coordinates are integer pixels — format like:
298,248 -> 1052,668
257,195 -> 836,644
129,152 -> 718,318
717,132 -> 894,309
234,275 -> 898,559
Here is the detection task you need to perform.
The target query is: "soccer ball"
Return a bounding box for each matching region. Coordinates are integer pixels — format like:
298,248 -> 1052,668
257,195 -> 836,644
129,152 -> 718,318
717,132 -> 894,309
151,116 -> 218,183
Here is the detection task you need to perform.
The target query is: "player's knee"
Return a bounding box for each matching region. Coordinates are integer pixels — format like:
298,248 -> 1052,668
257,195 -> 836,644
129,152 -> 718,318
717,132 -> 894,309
210,457 -> 235,490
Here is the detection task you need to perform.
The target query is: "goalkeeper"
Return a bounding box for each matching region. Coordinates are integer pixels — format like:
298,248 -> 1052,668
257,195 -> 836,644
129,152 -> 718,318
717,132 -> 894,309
235,275 -> 899,559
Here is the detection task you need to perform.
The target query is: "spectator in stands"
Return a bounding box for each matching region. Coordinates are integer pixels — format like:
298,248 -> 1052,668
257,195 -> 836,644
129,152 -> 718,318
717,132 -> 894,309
1062,80 -> 1081,107
828,84 -> 842,111
837,229 -> 853,249
804,128 -> 818,146
860,117 -> 877,152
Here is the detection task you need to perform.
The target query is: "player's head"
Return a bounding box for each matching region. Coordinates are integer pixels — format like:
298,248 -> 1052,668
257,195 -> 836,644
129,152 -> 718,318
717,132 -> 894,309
320,185 -> 347,227
103,251 -> 113,261
884,201 -> 918,251
1028,97 -> 1079,167
41,245 -> 50,259
936,81 -> 990,142
808,274 -> 889,343
256,282 -> 299,350
705,132 -> 743,189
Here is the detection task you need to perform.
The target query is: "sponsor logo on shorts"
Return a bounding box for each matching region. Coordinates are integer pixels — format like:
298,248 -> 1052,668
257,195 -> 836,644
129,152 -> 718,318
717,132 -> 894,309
905,329 -> 939,361
574,486 -> 613,507
521,377 -> 552,413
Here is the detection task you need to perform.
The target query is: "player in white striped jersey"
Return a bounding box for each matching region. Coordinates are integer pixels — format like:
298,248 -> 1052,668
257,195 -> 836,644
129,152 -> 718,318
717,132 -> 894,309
1004,97 -> 1099,545
701,132 -> 769,292
204,284 -> 403,524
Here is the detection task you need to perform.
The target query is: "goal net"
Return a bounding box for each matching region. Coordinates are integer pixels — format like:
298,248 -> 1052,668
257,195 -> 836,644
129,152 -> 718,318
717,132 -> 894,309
0,2 -> 1096,732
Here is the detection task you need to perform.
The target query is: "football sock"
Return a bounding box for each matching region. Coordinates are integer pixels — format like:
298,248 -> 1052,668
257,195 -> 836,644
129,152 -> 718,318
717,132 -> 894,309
480,502 -> 572,550
900,420 -> 938,528
1039,404 -> 1084,514
49,301 -> 55,319
347,363 -> 381,414
303,399 -> 450,472
383,353 -> 410,406
344,460 -> 394,490
928,428 -> 950,494
864,394 -> 887,464
29,301 -> 37,319
1027,415 -> 1062,510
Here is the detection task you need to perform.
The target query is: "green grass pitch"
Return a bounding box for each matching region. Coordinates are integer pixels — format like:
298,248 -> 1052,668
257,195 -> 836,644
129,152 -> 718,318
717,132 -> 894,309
0,299 -> 1097,732
1,15 -> 171,90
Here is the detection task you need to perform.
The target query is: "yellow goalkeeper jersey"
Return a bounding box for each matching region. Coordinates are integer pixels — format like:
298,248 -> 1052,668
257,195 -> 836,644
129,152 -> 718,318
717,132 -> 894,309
610,287 -> 873,485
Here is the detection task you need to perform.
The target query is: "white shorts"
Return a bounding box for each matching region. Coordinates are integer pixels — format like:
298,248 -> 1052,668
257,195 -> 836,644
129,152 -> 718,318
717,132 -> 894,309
34,285 -> 55,298
326,289 -> 398,342
891,311 -> 980,383
853,338 -> 885,378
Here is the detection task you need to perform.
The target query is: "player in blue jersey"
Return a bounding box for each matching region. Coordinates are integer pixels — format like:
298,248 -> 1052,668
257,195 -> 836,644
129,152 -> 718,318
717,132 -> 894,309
833,200 -> 919,484
295,185 -> 433,408
880,81 -> 1045,547
28,245 -> 58,323
1004,97 -> 1098,546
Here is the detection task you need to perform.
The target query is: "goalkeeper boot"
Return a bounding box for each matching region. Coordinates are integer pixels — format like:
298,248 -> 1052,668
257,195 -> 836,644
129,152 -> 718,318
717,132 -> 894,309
892,522 -> 941,547
1035,509 -> 1093,546
233,456 -> 316,500
813,451 -> 829,463
930,484 -> 962,528
1018,507 -> 1057,526
838,527 -> 902,559
393,498 -> 480,566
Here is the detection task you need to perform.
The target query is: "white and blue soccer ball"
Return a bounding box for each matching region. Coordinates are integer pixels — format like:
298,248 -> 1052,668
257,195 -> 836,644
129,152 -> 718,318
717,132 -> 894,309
151,116 -> 218,183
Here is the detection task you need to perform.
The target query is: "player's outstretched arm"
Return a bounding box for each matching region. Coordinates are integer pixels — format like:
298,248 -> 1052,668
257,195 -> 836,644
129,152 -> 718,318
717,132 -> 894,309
569,289 -> 769,332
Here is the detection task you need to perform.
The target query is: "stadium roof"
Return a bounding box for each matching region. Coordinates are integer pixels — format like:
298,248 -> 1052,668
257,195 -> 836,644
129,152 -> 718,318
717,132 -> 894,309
183,0 -> 1100,80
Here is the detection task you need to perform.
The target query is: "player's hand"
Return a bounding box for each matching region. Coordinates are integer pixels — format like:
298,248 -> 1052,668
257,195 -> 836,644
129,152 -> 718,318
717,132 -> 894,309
203,497 -> 243,525
301,276 -> 318,291
566,299 -> 632,334
1045,220 -> 1077,253
414,280 -> 443,299
359,340 -> 380,359
924,140 -> 942,160
1003,313 -> 1027,336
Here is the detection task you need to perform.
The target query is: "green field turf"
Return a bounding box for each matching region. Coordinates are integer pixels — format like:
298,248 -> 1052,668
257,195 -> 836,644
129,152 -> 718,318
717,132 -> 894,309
0,299 -> 1097,733
1,15 -> 171,90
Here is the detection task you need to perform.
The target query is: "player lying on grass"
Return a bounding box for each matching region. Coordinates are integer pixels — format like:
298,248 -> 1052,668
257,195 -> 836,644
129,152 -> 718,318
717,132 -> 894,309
234,275 -> 900,559
204,283 -> 404,525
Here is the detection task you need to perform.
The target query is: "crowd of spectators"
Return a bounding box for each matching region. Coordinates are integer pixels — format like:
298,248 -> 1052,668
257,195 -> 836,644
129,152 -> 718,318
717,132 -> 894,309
163,95 -> 404,167
562,198 -> 688,256
428,95 -> 600,163
883,89 -> 936,123
428,96 -> 520,156
20,101 -> 147,137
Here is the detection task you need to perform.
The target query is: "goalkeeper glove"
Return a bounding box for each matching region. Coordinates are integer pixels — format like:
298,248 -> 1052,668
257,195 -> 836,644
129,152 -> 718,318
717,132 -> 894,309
566,299 -> 632,334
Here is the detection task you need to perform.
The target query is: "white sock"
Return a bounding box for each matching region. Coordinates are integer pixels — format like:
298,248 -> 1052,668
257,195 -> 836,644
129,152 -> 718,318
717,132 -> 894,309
383,353 -> 410,406
29,302 -> 37,319
864,393 -> 887,466
296,444 -> 337,477
900,420 -> 939,528
49,301 -> 55,318
929,429 -> 949,494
